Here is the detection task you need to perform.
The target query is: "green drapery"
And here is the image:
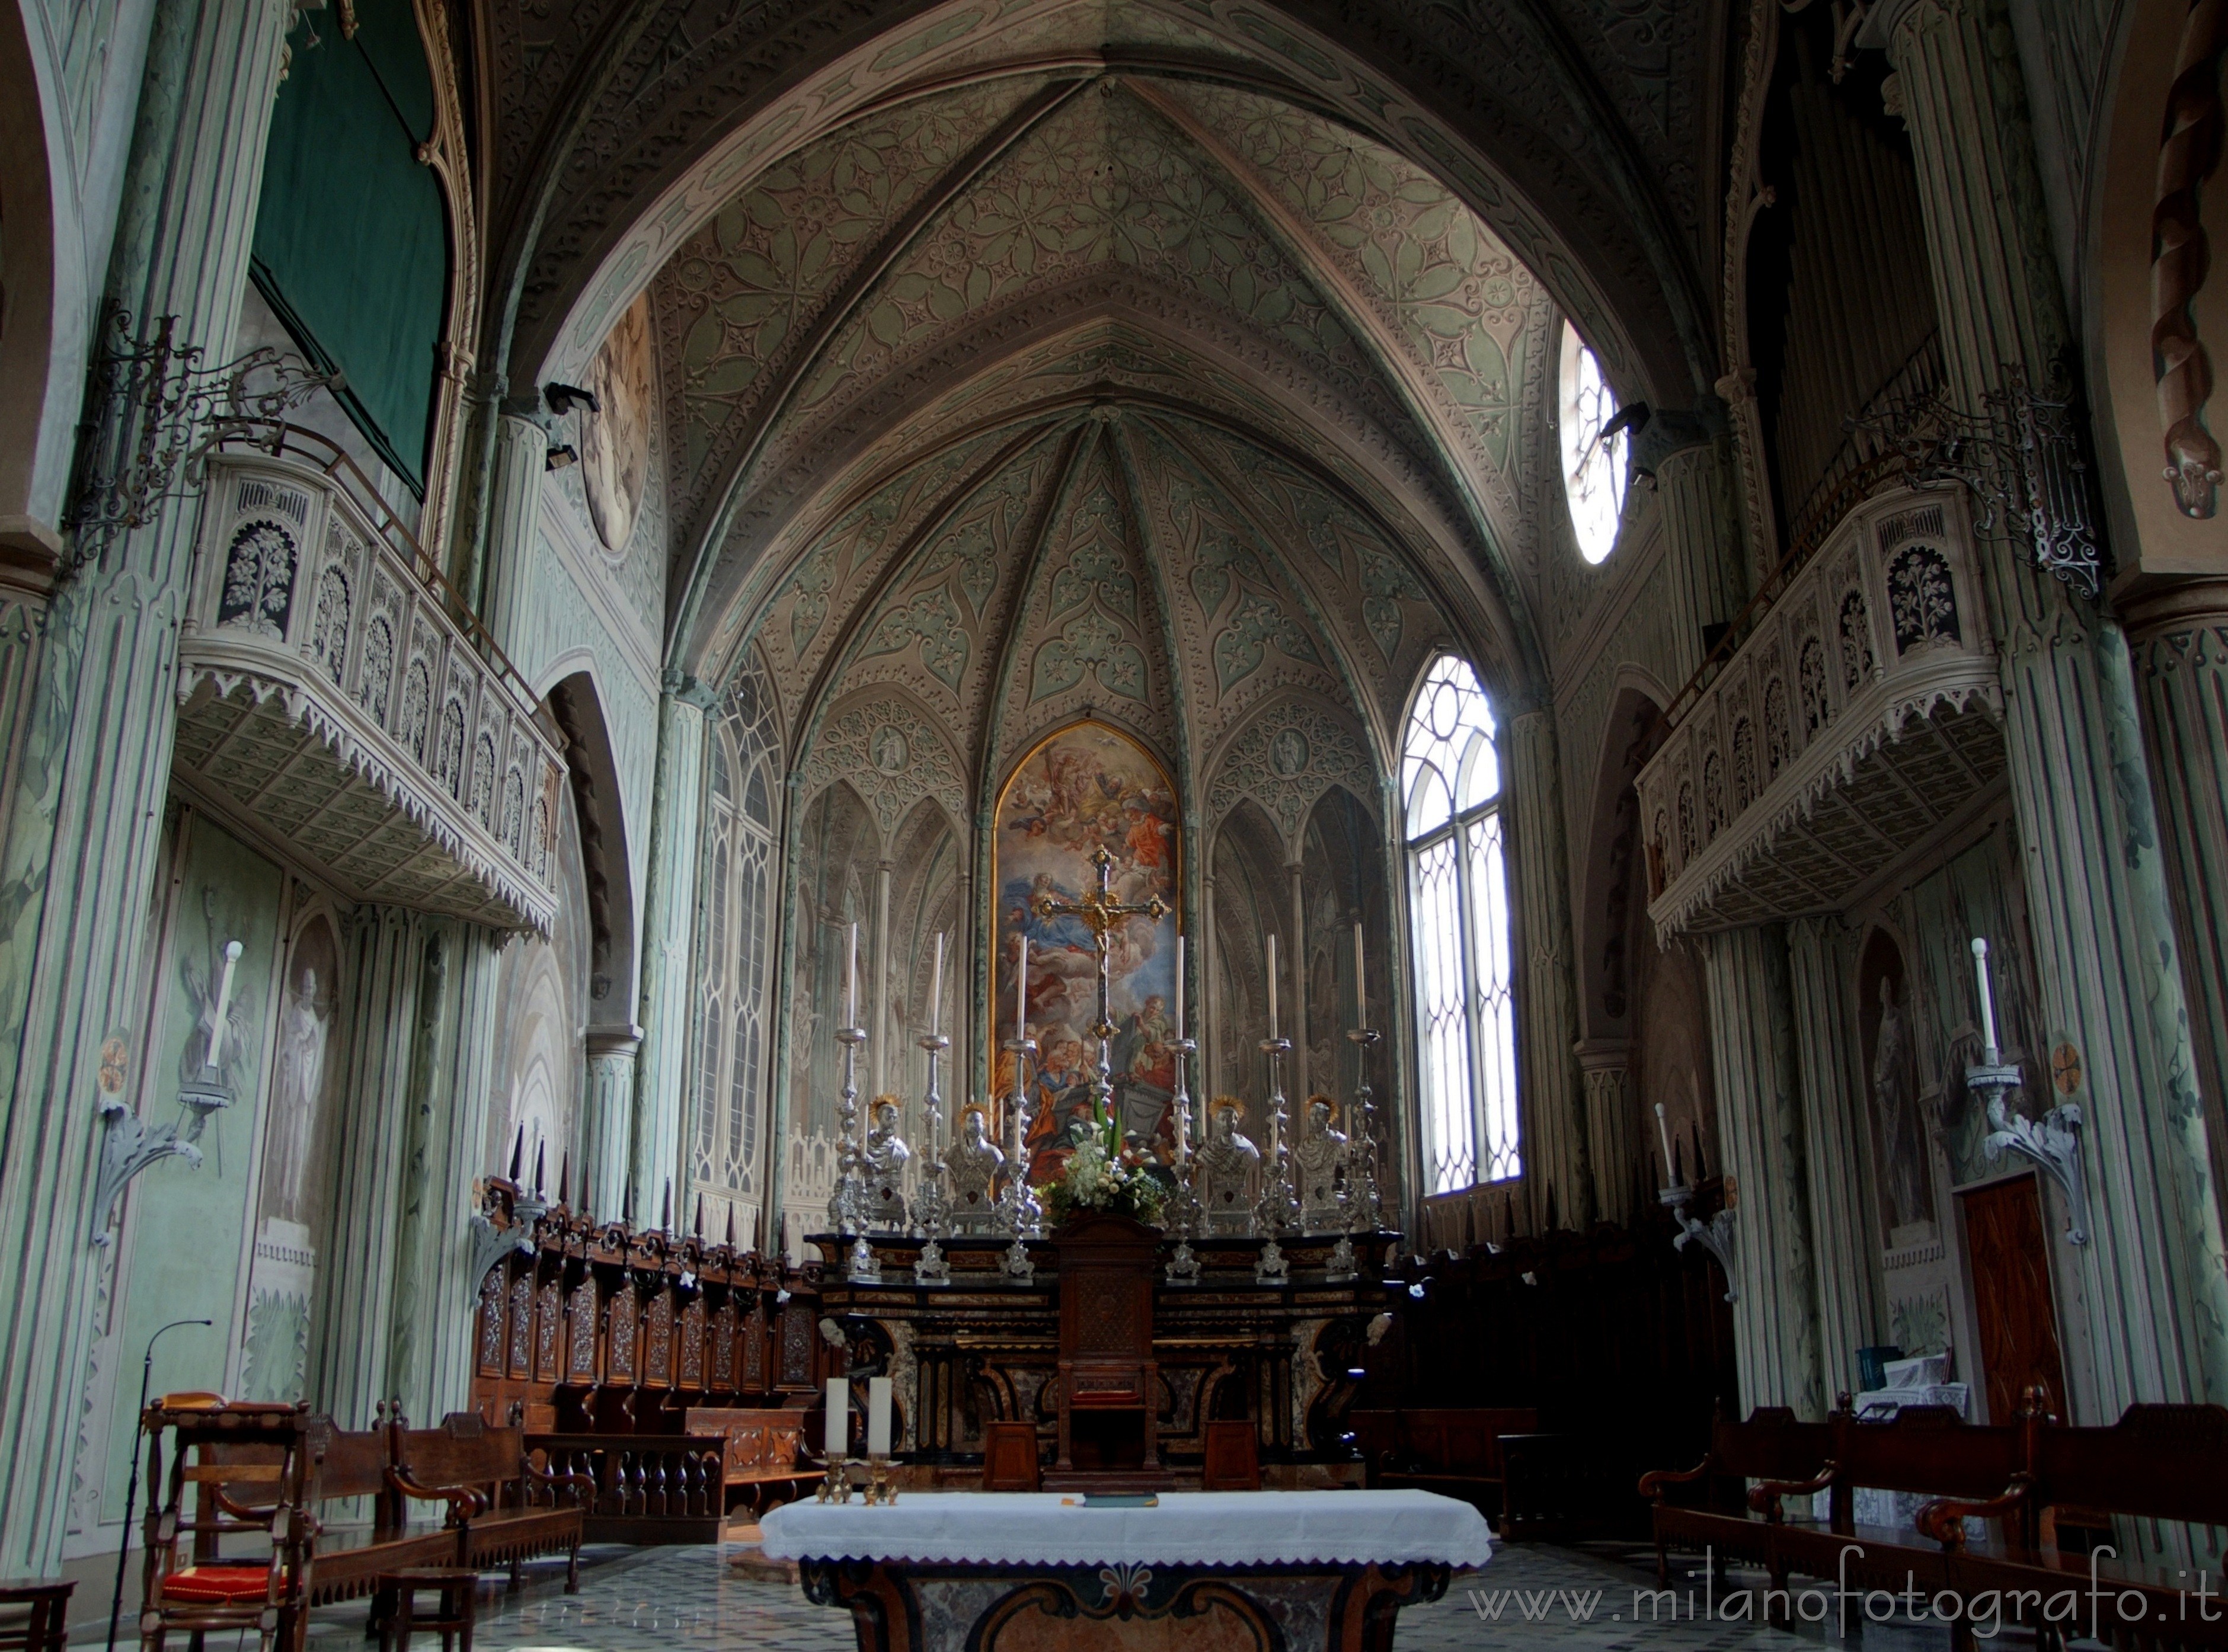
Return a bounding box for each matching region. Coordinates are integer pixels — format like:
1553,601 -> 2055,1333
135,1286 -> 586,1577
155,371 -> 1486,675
251,1 -> 446,493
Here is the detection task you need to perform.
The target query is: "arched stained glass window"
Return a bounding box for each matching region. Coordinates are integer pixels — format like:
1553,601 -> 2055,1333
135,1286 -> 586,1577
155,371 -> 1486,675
1402,655 -> 1519,1193
1559,319 -> 1628,565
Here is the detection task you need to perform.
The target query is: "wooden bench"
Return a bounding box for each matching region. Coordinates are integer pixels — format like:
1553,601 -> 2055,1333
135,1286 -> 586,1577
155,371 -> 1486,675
1638,1406 -> 1836,1581
1918,1402 -> 2228,1650
1348,1407 -> 1540,1522
682,1407 -> 820,1516
391,1414 -> 590,1590
299,1418 -> 459,1609
525,1434 -> 728,1544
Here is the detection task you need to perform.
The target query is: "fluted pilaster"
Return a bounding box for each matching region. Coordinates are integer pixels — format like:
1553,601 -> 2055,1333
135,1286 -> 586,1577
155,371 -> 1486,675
308,907 -> 427,1427
631,678 -> 712,1224
1654,441 -> 1748,677
385,925 -> 504,1424
586,1025 -> 644,1221
1888,0 -> 2228,1411
1507,710 -> 1589,1230
481,414 -> 549,663
1702,925 -> 1827,1419
1576,1039 -> 1639,1225
2121,582 -> 2228,1216
1786,918 -> 1885,1401
0,0 -> 288,1574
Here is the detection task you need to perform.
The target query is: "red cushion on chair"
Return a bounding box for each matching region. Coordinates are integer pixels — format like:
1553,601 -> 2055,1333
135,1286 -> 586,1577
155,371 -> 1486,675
162,1566 -> 281,1603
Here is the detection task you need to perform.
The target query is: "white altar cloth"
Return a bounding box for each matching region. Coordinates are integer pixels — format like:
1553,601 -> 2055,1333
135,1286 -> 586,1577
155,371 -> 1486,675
759,1489 -> 1494,1571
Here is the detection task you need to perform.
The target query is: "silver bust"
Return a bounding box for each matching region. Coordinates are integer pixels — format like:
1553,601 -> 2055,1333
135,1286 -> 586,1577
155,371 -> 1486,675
944,1106 -> 1004,1234
861,1096 -> 911,1231
1195,1102 -> 1262,1237
1294,1095 -> 1349,1232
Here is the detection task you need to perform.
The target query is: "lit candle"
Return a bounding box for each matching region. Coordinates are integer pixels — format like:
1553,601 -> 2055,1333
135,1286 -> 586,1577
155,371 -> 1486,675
1267,933 -> 1279,1040
867,1375 -> 893,1457
930,931 -> 945,1037
1655,1102 -> 1676,1186
826,1376 -> 848,1458
1353,921 -> 1366,1025
845,921 -> 858,1030
1174,935 -> 1186,1041
1971,937 -> 1999,1061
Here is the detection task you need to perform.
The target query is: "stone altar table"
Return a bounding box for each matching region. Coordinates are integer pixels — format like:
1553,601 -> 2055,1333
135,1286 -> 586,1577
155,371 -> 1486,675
760,1488 -> 1490,1651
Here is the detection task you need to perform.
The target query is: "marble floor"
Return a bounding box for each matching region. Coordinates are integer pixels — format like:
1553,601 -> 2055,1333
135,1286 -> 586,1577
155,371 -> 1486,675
247,1536 -> 1971,1652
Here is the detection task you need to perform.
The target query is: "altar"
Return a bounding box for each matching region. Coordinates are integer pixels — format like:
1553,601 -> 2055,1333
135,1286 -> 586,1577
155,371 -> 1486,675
760,1489 -> 1491,1651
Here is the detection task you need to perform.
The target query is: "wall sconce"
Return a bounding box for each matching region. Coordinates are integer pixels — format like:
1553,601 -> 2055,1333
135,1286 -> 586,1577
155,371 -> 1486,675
545,444 -> 578,472
544,383 -> 600,417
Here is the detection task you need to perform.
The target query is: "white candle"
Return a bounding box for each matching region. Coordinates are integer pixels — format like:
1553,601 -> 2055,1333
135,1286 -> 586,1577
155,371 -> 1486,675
845,921 -> 858,1030
930,931 -> 945,1036
1015,932 -> 1028,1032
1353,921 -> 1366,1025
1267,933 -> 1278,1039
867,1375 -> 893,1456
1174,936 -> 1186,1041
1971,937 -> 1999,1059
1655,1102 -> 1676,1185
825,1376 -> 848,1458
204,940 -> 244,1068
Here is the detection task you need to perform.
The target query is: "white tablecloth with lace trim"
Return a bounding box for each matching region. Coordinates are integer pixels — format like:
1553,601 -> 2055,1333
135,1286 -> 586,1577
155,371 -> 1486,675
757,1488 -> 1494,1570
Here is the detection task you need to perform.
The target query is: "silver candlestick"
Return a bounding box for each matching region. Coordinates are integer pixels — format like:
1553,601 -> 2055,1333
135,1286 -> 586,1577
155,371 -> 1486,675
834,1025 -> 880,1283
1165,1035 -> 1201,1283
996,1035 -> 1042,1282
1344,1027 -> 1385,1238
1255,1035 -> 1297,1283
914,1030 -> 953,1284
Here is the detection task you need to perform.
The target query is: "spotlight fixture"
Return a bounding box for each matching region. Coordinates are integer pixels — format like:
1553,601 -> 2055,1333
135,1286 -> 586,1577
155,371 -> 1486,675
544,382 -> 600,417
545,443 -> 579,472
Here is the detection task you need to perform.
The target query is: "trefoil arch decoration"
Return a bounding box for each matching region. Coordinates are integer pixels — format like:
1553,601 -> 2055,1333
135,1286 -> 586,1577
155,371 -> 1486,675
1207,700 -> 1377,852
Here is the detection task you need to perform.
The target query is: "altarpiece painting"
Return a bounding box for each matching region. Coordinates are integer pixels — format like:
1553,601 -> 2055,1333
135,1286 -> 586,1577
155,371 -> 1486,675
993,722 -> 1179,1184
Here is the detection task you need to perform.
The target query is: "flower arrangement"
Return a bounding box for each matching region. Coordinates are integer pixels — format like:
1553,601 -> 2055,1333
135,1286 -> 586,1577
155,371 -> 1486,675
1037,1103 -> 1167,1227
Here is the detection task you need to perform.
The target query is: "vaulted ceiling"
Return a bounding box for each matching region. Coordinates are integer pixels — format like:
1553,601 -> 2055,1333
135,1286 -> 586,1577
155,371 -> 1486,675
468,0 -> 1733,747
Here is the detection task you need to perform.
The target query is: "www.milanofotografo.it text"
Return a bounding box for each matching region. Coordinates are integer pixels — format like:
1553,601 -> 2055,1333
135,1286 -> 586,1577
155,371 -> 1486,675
1463,1547 -> 2224,1640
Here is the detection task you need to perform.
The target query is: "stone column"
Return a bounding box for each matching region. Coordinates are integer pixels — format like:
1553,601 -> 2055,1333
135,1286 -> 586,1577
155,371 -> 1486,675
1786,918 -> 1886,1403
1884,0 -> 2228,1411
480,413 -> 548,662
584,1023 -> 643,1222
1507,709 -> 1590,1231
1575,1039 -> 1639,1225
630,675 -> 712,1227
0,0 -> 288,1574
1701,925 -> 1827,1420
308,906 -> 427,1426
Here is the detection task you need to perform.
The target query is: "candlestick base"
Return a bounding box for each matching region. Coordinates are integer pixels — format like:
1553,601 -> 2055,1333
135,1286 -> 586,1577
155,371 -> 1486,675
1325,1232 -> 1357,1282
846,1232 -> 883,1284
1254,1234 -> 1289,1285
1164,1237 -> 1200,1283
913,1235 -> 950,1285
1001,1234 -> 1035,1283
816,1458 -> 852,1504
864,1454 -> 898,1506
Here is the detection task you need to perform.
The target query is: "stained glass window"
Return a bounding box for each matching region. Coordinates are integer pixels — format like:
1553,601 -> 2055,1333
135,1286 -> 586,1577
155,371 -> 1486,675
1559,319 -> 1628,565
1403,655 -> 1520,1193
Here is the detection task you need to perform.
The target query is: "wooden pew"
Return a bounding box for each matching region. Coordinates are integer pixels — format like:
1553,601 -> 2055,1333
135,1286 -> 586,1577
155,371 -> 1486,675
525,1434 -> 728,1543
1919,1402 -> 2228,1650
1638,1406 -> 1836,1583
682,1407 -> 819,1516
298,1418 -> 459,1609
390,1413 -> 592,1589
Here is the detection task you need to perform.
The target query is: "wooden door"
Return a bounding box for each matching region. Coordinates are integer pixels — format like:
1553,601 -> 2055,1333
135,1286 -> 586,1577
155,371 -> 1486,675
1960,1175 -> 2069,1422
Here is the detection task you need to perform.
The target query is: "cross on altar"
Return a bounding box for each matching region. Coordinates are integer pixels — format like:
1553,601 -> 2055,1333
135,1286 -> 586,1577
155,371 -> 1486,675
1031,845 -> 1167,1120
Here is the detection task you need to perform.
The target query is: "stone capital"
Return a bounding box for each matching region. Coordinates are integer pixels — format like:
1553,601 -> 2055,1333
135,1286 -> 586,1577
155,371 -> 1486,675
586,1022 -> 645,1061
2112,575 -> 2228,646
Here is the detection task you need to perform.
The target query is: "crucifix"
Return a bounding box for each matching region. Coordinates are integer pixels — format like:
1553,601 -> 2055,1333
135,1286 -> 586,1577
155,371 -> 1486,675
1031,845 -> 1168,1133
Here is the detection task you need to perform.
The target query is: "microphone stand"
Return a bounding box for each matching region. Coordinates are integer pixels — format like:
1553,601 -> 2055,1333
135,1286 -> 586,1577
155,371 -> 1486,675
107,1318 -> 212,1652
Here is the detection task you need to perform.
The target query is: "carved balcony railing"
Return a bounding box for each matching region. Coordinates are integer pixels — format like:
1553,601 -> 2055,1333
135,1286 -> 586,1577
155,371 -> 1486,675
1636,486 -> 2006,939
172,428 -> 563,931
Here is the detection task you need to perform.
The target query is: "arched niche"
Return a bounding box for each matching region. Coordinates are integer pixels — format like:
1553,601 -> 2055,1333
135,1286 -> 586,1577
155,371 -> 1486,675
0,2 -> 59,554
544,670 -> 638,1020
1206,795 -> 1287,1110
